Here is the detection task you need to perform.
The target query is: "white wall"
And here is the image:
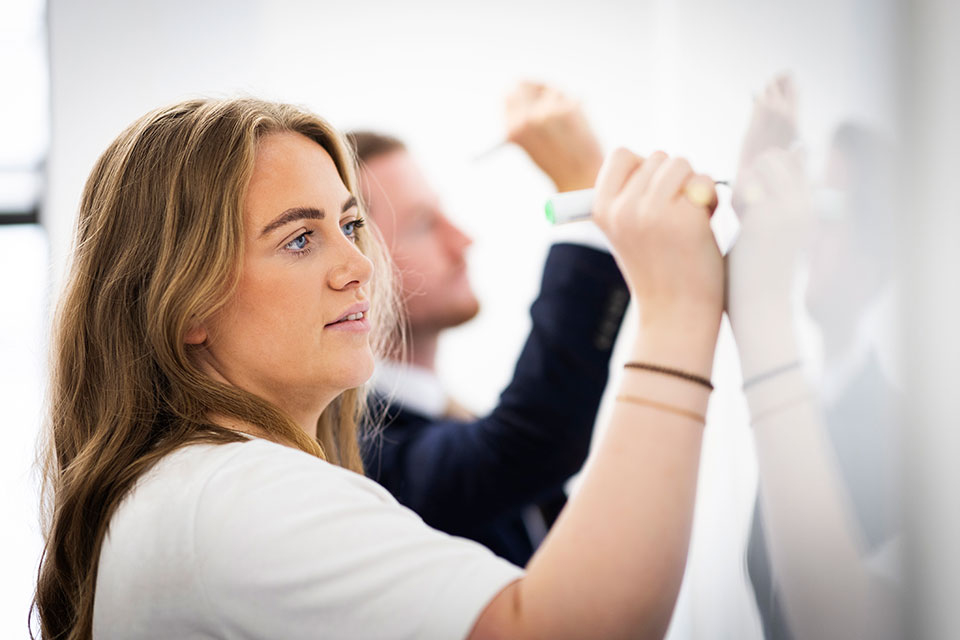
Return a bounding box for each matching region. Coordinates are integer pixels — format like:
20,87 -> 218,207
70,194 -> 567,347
0,226 -> 48,639
901,1 -> 960,638
1,0 -> 899,637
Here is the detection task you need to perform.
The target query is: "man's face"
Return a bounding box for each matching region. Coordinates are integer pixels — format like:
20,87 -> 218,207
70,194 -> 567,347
359,150 -> 479,333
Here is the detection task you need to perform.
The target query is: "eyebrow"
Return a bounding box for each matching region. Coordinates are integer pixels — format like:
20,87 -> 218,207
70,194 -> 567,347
259,196 -> 358,238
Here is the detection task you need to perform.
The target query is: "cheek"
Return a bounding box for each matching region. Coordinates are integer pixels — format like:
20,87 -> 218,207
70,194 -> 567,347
219,269 -> 323,357
395,238 -> 447,284
372,217 -> 398,248
240,271 -> 298,324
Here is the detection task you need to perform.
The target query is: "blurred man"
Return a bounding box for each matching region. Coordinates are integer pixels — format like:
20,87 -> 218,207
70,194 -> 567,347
349,83 -> 629,566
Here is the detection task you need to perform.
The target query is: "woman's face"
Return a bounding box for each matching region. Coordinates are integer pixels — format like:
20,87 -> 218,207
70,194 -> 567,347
194,131 -> 374,428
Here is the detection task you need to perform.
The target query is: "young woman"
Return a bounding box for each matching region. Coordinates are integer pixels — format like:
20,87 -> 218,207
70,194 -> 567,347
34,98 -> 722,640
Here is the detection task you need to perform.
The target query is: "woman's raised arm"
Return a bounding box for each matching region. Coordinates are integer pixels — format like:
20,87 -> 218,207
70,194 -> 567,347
470,148 -> 723,640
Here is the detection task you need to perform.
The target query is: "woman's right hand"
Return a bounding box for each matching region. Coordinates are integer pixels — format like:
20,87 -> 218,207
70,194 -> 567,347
472,149 -> 721,640
591,149 -> 724,370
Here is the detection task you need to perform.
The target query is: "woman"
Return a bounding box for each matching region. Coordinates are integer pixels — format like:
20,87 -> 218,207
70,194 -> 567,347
34,98 -> 722,639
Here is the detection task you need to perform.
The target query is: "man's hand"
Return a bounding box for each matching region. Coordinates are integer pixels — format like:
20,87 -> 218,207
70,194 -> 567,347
505,82 -> 605,192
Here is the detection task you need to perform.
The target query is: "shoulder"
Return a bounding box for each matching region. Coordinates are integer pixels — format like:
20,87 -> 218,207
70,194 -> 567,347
113,438 -> 399,521
98,439 -> 523,639
95,440 -> 395,636
192,439 -> 524,639
198,437 -> 399,503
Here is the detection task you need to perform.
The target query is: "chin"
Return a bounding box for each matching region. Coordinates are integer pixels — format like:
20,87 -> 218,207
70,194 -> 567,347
341,348 -> 376,389
418,299 -> 479,332
407,294 -> 480,332
439,288 -> 481,329
449,298 -> 480,328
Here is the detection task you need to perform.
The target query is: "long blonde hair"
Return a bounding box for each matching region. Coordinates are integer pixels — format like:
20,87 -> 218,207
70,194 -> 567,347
33,98 -> 399,640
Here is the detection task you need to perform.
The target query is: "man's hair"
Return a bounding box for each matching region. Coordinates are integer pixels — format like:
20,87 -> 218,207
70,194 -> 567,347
346,130 -> 406,165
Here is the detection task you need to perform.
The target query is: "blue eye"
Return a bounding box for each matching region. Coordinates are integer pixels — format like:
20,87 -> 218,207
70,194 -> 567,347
284,231 -> 312,253
342,217 -> 366,241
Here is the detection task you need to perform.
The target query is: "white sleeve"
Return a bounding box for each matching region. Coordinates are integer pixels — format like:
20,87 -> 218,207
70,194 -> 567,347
192,440 -> 523,640
548,219 -> 611,253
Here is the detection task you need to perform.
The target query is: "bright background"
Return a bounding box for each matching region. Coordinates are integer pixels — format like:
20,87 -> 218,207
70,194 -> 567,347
1,0 -> 917,637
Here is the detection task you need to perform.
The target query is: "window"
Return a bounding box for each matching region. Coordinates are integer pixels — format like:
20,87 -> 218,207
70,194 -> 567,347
0,0 -> 48,225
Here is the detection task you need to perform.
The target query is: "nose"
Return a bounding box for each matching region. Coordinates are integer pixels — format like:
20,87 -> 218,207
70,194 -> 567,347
441,215 -> 472,256
329,236 -> 374,291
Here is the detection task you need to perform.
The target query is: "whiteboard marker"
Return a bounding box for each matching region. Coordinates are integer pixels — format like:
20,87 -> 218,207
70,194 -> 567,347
545,181 -> 729,225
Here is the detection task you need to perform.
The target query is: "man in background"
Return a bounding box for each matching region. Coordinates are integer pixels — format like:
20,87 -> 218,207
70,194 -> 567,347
349,83 -> 629,566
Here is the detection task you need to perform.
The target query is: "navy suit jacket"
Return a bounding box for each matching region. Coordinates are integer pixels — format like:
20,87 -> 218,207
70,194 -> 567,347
362,243 -> 629,567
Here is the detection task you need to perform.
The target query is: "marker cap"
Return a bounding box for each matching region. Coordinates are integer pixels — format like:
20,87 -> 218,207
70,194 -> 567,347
544,188 -> 595,225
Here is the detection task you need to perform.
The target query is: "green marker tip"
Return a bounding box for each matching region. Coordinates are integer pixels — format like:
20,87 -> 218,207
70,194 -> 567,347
544,200 -> 556,225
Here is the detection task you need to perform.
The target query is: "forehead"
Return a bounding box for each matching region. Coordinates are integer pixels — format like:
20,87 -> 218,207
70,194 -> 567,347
245,131 -> 350,227
360,149 -> 438,216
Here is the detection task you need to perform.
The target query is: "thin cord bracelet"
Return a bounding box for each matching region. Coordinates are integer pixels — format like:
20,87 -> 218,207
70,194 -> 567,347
615,394 -> 706,423
750,394 -> 813,425
743,361 -> 802,390
623,362 -> 714,391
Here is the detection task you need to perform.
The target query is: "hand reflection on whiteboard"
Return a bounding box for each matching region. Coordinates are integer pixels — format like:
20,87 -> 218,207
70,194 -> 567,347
727,74 -> 901,640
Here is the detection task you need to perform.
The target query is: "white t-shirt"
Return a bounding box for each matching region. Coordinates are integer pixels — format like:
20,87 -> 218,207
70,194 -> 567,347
93,439 -> 524,639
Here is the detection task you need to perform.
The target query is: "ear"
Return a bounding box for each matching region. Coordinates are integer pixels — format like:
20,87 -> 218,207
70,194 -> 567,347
184,319 -> 208,346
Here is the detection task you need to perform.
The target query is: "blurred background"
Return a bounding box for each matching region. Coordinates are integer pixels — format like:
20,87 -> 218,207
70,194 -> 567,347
2,0 -> 957,637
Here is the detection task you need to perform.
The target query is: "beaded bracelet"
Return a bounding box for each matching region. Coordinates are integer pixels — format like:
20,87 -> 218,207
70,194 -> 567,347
624,361 -> 714,391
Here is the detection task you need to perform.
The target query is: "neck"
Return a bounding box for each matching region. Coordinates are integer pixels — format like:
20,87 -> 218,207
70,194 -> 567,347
406,327 -> 440,371
284,401 -> 329,440
209,396 -> 330,443
193,352 -> 330,441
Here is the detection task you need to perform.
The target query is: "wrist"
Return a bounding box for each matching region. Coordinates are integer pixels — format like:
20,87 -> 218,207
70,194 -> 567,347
727,298 -> 793,337
554,172 -> 600,193
620,347 -> 714,421
730,318 -> 802,381
738,344 -> 803,382
549,153 -> 603,193
630,316 -> 720,382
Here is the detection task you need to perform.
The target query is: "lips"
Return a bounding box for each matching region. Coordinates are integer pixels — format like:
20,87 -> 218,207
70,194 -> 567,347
326,301 -> 370,327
